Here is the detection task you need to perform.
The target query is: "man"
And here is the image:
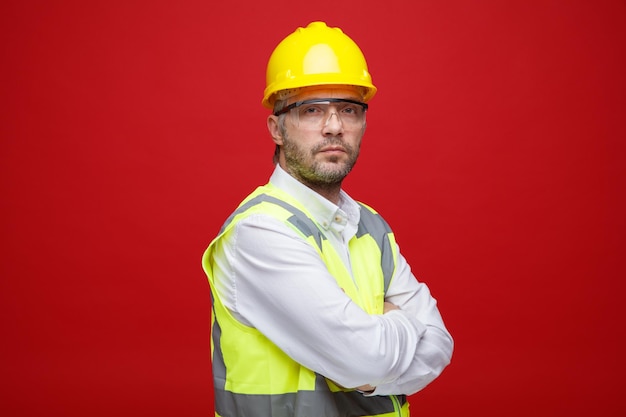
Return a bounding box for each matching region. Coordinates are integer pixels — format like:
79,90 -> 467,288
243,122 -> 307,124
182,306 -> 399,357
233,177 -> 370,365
202,21 -> 453,417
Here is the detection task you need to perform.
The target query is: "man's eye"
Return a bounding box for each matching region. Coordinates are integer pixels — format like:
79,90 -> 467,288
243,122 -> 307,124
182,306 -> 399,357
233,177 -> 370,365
302,106 -> 323,114
341,105 -> 360,115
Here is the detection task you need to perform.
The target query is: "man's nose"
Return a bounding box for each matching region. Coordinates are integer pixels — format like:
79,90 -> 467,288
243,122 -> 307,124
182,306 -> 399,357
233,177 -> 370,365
322,111 -> 343,133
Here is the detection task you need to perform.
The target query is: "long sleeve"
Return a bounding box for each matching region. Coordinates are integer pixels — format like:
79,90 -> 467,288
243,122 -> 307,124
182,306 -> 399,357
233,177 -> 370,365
211,213 -> 428,389
367,250 -> 454,396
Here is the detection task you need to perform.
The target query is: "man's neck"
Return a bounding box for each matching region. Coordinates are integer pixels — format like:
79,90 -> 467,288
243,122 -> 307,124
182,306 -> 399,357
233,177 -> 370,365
301,181 -> 342,205
278,162 -> 344,205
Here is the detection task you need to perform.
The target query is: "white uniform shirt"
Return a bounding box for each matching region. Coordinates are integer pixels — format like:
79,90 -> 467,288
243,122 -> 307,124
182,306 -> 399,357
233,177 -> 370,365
211,164 -> 453,395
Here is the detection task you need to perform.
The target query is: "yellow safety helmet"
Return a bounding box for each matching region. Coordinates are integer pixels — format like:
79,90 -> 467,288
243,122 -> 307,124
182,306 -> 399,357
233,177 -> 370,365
262,21 -> 377,109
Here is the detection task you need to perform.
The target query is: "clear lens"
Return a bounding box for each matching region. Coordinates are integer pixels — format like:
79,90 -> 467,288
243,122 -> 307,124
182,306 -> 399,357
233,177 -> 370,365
277,98 -> 367,128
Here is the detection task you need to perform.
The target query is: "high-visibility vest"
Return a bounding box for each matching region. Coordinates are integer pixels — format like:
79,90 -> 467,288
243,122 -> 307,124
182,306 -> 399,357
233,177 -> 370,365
202,183 -> 410,417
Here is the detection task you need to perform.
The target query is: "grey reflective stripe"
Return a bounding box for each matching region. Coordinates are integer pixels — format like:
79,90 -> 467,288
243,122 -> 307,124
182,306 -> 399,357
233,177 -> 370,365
212,308 -> 406,417
219,194 -> 326,250
220,195 -> 393,285
356,204 -> 395,293
210,293 -> 227,391
214,383 -> 406,417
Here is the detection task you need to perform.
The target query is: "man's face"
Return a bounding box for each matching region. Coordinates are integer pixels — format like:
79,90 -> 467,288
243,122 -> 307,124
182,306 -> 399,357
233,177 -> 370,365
274,86 -> 366,187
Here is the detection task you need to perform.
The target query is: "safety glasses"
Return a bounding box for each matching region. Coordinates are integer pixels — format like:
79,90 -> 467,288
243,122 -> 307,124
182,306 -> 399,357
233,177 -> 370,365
274,98 -> 368,128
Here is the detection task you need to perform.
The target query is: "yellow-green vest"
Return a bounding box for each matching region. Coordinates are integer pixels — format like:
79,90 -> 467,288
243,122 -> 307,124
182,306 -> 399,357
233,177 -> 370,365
202,183 -> 410,417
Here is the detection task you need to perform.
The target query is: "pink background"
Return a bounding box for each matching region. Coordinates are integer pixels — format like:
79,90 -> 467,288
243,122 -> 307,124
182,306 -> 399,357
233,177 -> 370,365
2,1 -> 625,415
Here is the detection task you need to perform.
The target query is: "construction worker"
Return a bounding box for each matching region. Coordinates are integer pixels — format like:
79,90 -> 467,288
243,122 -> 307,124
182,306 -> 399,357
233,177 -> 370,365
202,21 -> 453,417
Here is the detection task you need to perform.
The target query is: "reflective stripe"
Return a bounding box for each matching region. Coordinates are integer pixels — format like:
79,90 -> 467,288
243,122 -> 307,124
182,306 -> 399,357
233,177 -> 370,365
214,381 -> 407,417
356,204 -> 395,293
210,293 -> 227,391
221,195 -> 394,286
220,194 -> 326,250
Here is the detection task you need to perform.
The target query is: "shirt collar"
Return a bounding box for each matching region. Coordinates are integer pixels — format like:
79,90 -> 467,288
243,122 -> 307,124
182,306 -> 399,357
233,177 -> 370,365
269,164 -> 361,232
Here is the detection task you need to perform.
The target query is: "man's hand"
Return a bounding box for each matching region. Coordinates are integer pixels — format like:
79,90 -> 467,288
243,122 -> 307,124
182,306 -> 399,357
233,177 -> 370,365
356,384 -> 375,393
383,301 -> 399,314
356,302 -> 400,393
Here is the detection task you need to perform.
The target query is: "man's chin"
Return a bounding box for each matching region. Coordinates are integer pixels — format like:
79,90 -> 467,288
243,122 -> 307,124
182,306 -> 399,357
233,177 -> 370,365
314,164 -> 352,183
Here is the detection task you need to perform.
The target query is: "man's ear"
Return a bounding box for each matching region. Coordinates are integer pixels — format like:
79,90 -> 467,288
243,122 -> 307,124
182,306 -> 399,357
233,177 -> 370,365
267,115 -> 284,146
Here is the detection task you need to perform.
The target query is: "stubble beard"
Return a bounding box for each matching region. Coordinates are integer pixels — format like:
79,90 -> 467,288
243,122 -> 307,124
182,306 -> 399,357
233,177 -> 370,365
282,132 -> 360,187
